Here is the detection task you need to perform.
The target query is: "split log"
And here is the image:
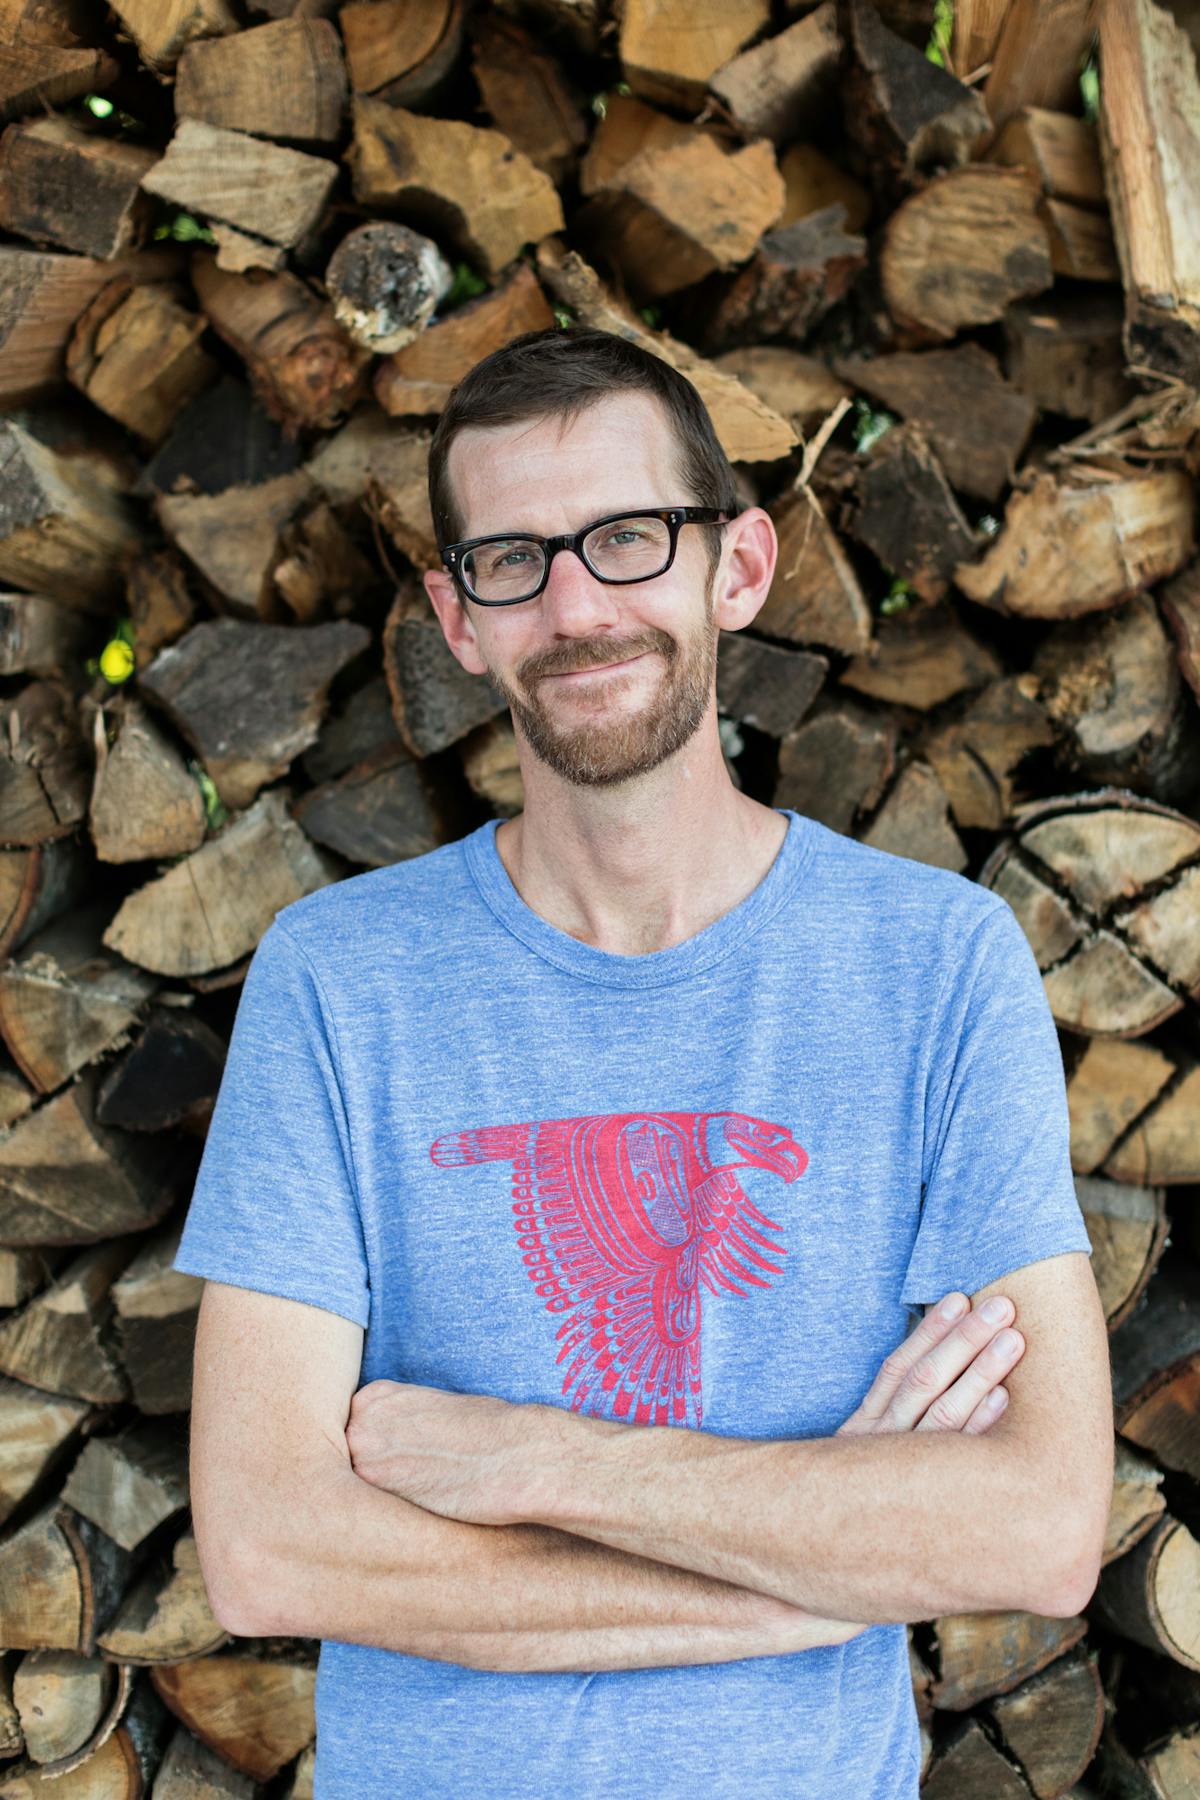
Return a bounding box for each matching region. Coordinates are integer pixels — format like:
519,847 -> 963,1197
0,1239 -> 136,1400
859,761 -> 968,873
840,603 -> 1001,711
617,0 -> 769,110
374,262 -> 555,419
983,0 -> 1098,132
579,93 -> 697,197
983,1650 -> 1105,1798
460,718 -> 523,817
847,424 -> 978,601
0,1501 -> 130,1653
1067,1036 -> 1175,1177
191,258 -> 371,435
174,16 -> 347,143
294,743 -> 448,868
715,633 -> 826,738
778,144 -> 870,233
0,117 -> 158,258
0,422 -> 140,611
841,0 -> 990,196
61,1422 -> 187,1552
348,99 -> 564,283
383,588 -> 507,757
0,1375 -> 91,1528
324,223 -> 452,358
930,1611 -> 1088,1712
150,1650 -> 316,1782
141,120 -> 337,253
1042,197 -> 1119,285
0,1066 -> 179,1247
774,699 -> 896,833
104,0 -> 238,70
153,1726 -> 256,1797
0,243 -> 186,408
95,1005 -> 226,1135
0,594 -> 91,679
301,673 -> 404,783
1093,1515 -> 1200,1670
137,372 -> 302,505
710,348 -> 850,439
1103,1062 -> 1200,1188
339,0 -> 463,110
1074,1173 -> 1167,1332
951,0 -> 1012,77
273,502 -> 377,624
992,108 -> 1106,209
0,901 -> 157,1093
955,469 -> 1195,620
90,698 -> 207,865
1005,294 -> 1133,425
0,1675 -> 170,1792
367,431 -> 438,571
881,165 -> 1052,340
469,14 -> 587,184
0,679 -> 90,846
0,1245 -> 60,1307
0,40 -> 117,124
102,787 -> 341,978
303,403 -> 395,508
686,207 -> 867,353
155,469 -> 318,621
12,1650 -> 119,1767
837,345 -> 1034,504
578,133 -> 784,302
139,618 -> 370,810
919,675 -> 1054,832
1098,0 -> 1200,384
1108,1251 -> 1200,1484
980,789 -> 1200,1037
111,1226 -> 201,1417
1163,559 -> 1200,705
757,487 -> 872,654
65,279 -> 218,450
1105,1440 -> 1167,1564
0,837 -> 90,963
97,1530 -> 227,1664
1032,592 -> 1200,802
707,2 -> 840,145
920,1714 -> 1034,1798
535,239 -> 798,466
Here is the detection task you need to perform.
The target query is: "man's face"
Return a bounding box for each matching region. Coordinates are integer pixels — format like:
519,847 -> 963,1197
431,392 -> 723,789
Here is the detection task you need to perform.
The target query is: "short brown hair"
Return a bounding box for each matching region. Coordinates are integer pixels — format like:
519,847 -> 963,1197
427,325 -> 738,581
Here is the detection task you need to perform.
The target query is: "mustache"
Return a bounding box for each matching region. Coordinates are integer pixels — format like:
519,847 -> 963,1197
519,628 -> 678,683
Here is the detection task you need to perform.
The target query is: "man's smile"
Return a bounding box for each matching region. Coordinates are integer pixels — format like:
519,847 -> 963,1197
543,653 -> 650,683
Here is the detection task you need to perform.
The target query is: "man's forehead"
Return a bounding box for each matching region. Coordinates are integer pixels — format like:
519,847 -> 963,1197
447,390 -> 683,535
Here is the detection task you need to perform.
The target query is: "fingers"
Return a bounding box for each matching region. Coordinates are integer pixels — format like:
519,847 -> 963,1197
961,1384 -> 1008,1434
843,1292 -> 976,1432
909,1321 -> 1024,1434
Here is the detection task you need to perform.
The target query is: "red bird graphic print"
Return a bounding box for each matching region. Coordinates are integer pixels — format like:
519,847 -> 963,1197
429,1111 -> 808,1428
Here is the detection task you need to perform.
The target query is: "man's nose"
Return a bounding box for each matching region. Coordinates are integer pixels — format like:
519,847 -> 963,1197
538,545 -> 622,629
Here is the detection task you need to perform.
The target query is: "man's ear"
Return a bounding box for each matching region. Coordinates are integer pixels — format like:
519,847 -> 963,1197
422,568 -> 490,677
713,507 -> 778,633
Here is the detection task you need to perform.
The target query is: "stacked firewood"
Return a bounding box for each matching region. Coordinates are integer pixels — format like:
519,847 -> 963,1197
0,0 -> 1198,1789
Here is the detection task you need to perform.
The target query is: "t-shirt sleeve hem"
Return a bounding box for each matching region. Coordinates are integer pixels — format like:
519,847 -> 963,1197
900,1230 -> 1094,1311
171,1258 -> 370,1331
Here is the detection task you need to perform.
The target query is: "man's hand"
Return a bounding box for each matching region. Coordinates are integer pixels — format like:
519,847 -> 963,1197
837,1290 -> 1024,1437
346,1291 -> 1024,1523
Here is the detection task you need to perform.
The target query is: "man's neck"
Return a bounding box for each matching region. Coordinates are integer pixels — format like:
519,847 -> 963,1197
493,751 -> 790,958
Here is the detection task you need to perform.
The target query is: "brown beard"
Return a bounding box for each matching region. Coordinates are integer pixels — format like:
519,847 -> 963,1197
482,582 -> 719,789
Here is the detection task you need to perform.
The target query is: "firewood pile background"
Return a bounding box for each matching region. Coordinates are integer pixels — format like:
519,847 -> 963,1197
0,0 -> 1198,1789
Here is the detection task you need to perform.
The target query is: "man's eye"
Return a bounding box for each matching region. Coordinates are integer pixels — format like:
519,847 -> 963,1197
484,546 -> 535,573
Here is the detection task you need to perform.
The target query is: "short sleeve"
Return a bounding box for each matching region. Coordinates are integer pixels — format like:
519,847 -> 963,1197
900,898 -> 1093,1311
172,920 -> 370,1328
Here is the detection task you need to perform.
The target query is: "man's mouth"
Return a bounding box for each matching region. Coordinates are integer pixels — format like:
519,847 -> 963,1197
543,653 -> 648,683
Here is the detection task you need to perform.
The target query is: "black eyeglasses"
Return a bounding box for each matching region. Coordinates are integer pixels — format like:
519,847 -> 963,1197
440,507 -> 732,606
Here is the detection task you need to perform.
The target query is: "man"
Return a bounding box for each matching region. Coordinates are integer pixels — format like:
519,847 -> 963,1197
175,326 -> 1113,1798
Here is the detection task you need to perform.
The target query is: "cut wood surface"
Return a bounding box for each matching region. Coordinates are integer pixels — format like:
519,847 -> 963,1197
881,164 -> 1052,338
140,119 -> 337,251
174,16 -> 347,143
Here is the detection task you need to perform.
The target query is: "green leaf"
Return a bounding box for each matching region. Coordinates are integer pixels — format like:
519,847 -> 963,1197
1080,54 -> 1099,123
853,397 -> 895,455
445,262 -> 489,309
880,578 -> 913,615
85,93 -> 114,117
190,762 -> 228,832
553,306 -> 574,329
924,0 -> 954,67
639,304 -> 663,329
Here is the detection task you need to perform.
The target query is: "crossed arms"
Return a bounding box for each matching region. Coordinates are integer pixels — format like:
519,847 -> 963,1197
192,1249 -> 1112,1671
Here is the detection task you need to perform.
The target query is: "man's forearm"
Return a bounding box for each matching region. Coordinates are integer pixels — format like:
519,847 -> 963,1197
223,1460 -> 863,1672
522,1410 -> 1086,1625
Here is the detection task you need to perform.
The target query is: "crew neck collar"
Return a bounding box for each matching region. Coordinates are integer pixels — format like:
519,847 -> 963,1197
462,808 -> 814,989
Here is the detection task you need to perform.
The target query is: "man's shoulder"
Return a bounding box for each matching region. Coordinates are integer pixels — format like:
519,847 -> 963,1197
269,829 -> 481,958
800,813 -> 1004,937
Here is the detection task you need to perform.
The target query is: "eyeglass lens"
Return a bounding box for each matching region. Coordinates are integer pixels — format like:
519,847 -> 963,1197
462,515 -> 673,601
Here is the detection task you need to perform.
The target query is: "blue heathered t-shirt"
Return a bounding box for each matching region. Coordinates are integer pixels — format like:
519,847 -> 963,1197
173,806 -> 1093,1800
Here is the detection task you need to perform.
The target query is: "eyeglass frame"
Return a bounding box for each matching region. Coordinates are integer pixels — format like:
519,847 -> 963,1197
439,507 -> 733,607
